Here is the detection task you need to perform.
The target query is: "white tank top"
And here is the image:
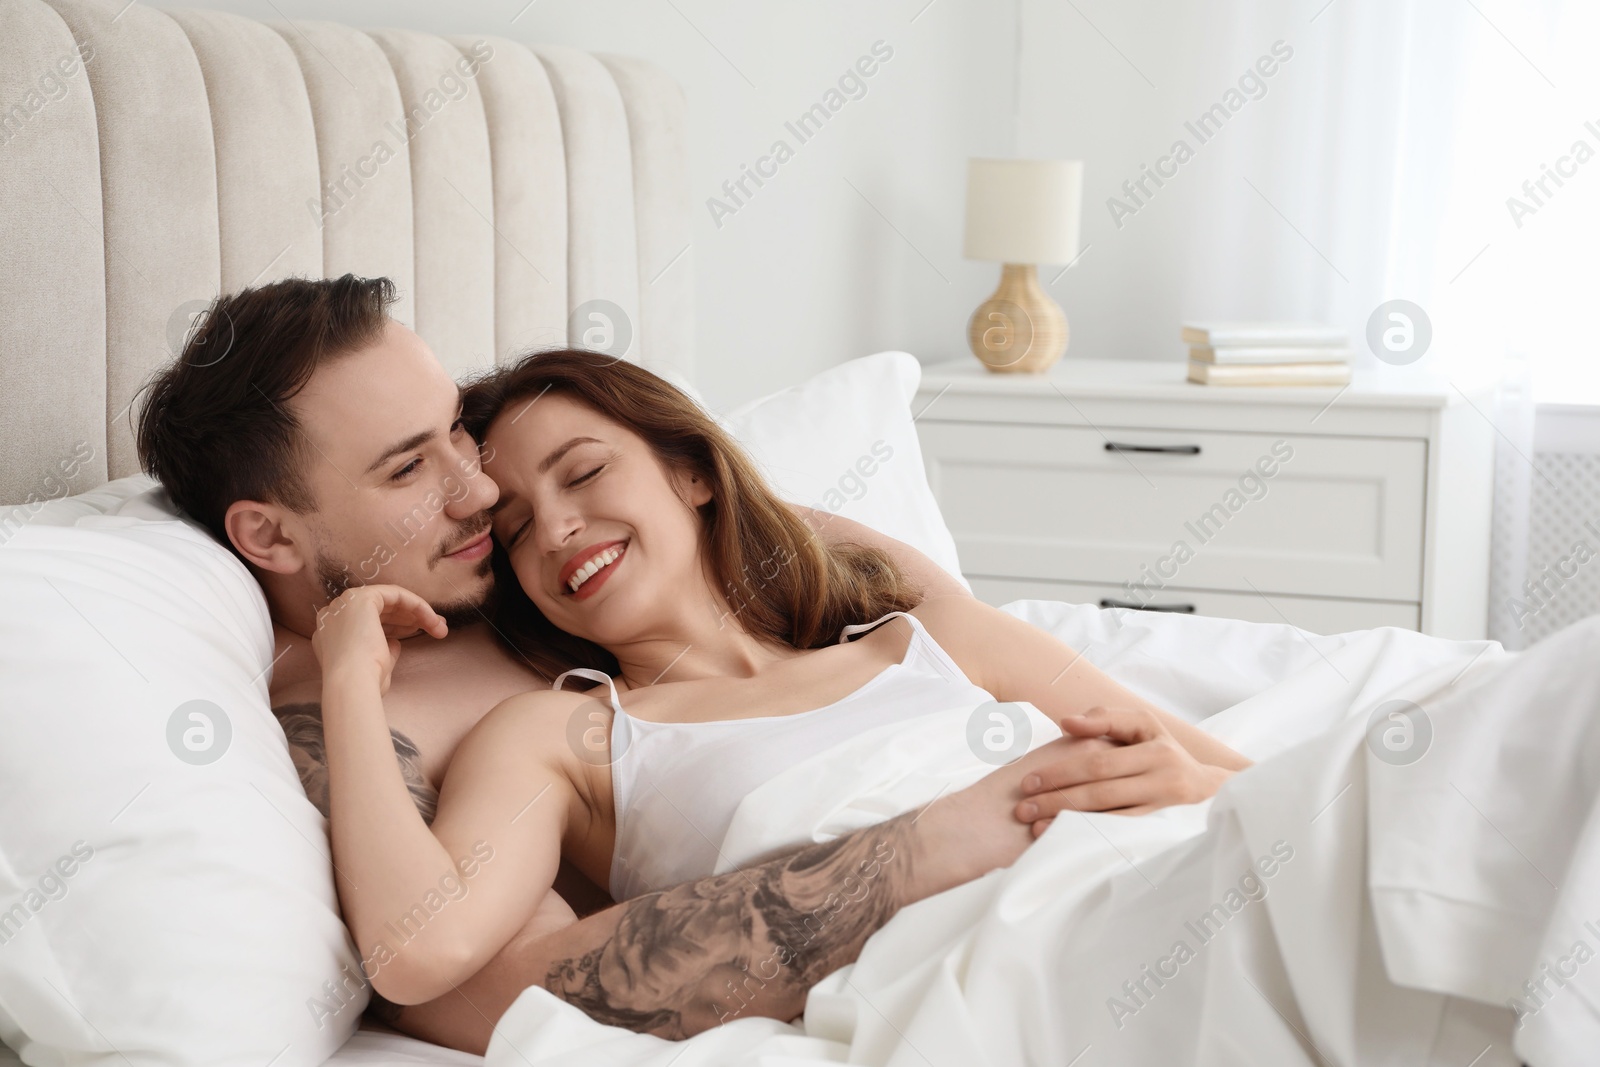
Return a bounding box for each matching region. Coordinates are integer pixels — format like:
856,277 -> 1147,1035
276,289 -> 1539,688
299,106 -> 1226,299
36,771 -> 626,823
551,610 -> 999,902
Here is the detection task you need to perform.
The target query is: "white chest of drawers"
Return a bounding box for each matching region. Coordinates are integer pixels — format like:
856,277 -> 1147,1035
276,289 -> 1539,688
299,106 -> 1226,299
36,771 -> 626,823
913,358 -> 1497,638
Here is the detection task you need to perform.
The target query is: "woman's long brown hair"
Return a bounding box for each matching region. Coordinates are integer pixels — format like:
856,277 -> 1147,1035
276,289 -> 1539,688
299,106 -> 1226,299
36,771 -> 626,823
460,349 -> 920,683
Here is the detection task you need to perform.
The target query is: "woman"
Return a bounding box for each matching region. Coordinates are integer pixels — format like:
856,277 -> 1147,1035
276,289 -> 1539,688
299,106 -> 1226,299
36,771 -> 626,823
311,349 -> 1251,1008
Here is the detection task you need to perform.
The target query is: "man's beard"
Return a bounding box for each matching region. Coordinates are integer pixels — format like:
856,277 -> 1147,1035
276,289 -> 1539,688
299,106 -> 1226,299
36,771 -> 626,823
314,528 -> 495,631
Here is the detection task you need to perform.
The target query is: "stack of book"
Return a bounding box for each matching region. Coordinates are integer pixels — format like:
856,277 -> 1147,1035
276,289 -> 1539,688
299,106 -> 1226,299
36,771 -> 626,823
1182,322 -> 1352,386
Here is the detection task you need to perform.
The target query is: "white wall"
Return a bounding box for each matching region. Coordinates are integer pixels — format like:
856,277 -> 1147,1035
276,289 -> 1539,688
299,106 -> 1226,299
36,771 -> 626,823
167,0 -> 1600,409
172,0 -> 1019,408
1014,0 -> 1600,403
1016,1 -> 1331,367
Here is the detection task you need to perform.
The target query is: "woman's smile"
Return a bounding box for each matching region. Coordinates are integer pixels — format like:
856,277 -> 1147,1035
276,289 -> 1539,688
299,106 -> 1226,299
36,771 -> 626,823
561,539 -> 629,600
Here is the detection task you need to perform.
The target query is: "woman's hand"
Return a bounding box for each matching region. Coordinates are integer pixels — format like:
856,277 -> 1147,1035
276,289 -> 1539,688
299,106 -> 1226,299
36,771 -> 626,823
1014,706 -> 1236,835
311,585 -> 448,695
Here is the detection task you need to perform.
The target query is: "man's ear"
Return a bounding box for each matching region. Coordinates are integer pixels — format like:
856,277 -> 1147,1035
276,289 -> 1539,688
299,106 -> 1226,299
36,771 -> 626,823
224,499 -> 307,575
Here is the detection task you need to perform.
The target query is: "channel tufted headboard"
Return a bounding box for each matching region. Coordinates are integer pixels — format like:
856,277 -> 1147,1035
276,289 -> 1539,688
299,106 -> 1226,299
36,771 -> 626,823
0,0 -> 693,505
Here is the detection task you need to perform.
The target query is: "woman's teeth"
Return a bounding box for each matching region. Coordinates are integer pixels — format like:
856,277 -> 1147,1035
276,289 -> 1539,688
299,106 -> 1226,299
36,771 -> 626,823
568,545 -> 623,593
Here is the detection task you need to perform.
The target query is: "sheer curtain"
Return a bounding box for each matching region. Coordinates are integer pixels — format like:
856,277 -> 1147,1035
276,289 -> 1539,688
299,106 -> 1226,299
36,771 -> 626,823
1164,0 -> 1595,391
1308,0 -> 1600,646
1018,0 -> 1596,642
1424,0 -> 1600,646
1310,0 -> 1600,647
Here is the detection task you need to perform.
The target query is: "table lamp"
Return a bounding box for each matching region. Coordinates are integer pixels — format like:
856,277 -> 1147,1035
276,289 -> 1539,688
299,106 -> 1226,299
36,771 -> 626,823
962,158 -> 1083,373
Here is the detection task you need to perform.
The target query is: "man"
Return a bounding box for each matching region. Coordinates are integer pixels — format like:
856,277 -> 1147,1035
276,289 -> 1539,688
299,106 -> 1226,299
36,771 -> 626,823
135,275 -> 1080,1052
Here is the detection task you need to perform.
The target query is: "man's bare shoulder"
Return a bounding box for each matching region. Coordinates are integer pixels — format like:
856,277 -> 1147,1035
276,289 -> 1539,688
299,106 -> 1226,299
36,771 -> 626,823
267,623 -> 321,699
269,619 -> 547,702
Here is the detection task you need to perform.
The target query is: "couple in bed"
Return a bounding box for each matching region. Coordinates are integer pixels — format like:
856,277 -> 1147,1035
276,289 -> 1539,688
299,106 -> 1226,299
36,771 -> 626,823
133,274 -> 1251,1051
135,274 -> 1600,1064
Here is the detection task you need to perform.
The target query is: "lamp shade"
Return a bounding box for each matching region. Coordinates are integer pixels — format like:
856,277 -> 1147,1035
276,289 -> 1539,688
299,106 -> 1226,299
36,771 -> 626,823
962,158 -> 1083,264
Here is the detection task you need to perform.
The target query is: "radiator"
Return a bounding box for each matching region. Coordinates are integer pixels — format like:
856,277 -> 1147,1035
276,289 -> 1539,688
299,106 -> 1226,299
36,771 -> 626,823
1489,403 -> 1600,649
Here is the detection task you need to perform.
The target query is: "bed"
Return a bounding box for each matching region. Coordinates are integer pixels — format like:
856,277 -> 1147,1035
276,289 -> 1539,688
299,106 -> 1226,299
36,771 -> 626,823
0,0 -> 692,508
3,3 -> 1598,1067
0,1 -> 687,1063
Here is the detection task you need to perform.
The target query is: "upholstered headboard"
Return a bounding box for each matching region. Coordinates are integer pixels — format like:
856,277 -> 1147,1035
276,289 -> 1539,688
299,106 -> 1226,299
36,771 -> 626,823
0,0 -> 693,505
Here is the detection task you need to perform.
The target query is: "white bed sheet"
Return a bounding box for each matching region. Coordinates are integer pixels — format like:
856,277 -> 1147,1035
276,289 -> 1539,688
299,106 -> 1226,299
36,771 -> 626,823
318,1027 -> 483,1065
9,597 -> 1327,1067
478,602 -> 1600,1067
0,1027 -> 481,1067
13,600 -> 1588,1066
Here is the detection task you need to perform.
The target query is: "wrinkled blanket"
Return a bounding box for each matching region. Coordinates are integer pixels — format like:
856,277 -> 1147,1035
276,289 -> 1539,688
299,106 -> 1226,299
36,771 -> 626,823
486,602 -> 1600,1067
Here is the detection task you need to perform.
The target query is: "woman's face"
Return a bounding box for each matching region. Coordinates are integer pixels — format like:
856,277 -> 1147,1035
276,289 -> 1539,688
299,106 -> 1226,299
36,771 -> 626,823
482,393 -> 712,646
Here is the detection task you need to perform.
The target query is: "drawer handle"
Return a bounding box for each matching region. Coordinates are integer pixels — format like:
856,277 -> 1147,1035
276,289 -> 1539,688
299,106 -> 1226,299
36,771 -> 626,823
1099,597 -> 1197,614
1104,442 -> 1201,455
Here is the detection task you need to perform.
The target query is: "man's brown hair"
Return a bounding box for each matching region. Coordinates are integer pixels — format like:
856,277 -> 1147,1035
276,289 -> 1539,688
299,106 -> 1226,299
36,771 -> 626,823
135,274 -> 397,553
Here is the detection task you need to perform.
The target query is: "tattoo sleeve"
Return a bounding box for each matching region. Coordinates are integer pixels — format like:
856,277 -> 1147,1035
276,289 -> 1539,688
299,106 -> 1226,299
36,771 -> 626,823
542,810 -> 920,1038
273,702 -> 439,825
274,702 -> 438,1028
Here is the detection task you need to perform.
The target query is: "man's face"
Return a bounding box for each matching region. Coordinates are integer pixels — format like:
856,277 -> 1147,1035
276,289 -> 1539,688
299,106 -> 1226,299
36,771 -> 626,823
286,321 -> 499,623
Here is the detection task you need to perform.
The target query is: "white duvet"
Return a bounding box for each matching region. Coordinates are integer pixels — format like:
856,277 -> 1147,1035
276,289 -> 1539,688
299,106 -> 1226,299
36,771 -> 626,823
483,602 -> 1600,1067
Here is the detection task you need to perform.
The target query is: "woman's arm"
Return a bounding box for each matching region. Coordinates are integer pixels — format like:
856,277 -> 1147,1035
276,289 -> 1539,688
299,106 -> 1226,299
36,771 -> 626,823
913,596 -> 1251,822
384,734 -> 1102,1049
792,505 -> 970,600
314,586 -> 575,1004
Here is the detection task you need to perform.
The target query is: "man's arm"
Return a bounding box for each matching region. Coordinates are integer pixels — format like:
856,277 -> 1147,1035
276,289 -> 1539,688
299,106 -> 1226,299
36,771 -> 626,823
274,702 -> 1069,1052
388,745 -> 1067,1053
275,703 -> 438,823
539,809 -> 937,1036
793,505 -> 970,601
272,703 -> 610,1034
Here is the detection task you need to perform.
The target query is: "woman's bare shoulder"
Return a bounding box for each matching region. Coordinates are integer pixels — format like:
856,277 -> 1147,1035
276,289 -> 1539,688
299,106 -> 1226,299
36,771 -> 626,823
460,685 -> 605,756
491,683 -> 599,713
910,591 -> 998,632
909,594 -> 1031,690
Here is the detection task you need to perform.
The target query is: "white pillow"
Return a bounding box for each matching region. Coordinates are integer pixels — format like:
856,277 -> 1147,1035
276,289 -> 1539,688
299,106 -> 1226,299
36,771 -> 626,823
719,352 -> 967,589
0,477 -> 363,1066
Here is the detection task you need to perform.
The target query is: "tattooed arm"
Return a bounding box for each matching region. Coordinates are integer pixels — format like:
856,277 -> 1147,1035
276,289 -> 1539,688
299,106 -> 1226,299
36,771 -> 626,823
275,694 -> 616,1032
543,811 -> 926,1035
274,703 -> 438,824
273,702 -> 442,1029
390,742 -> 1079,1052
274,696 -> 1088,1050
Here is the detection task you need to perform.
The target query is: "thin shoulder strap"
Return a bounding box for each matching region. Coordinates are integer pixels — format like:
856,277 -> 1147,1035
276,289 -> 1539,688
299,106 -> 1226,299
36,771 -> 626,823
838,609 -> 920,644
551,667 -> 624,716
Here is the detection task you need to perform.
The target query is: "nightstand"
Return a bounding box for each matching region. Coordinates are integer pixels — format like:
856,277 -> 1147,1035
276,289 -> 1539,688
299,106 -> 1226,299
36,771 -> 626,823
914,358 -> 1496,638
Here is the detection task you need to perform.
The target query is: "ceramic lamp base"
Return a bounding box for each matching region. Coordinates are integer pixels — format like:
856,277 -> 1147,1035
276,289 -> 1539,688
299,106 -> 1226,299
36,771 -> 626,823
966,263 -> 1068,374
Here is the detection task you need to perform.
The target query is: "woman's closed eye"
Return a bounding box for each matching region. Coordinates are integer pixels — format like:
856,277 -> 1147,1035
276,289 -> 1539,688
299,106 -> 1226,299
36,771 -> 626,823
502,465 -> 607,545
568,464 -> 605,488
